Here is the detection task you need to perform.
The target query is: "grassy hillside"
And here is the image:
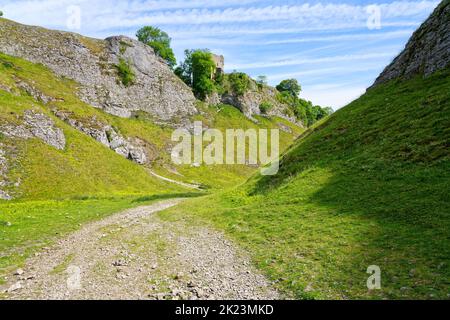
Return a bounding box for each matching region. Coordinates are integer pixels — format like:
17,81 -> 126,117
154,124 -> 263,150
0,53 -> 302,198
0,53 -> 188,199
159,69 -> 450,299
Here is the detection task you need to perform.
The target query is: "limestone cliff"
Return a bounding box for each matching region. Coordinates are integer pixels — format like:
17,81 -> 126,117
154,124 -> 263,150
373,0 -> 450,86
0,19 -> 197,121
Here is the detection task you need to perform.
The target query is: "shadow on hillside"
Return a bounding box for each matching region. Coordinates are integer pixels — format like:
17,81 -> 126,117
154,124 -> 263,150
301,161 -> 450,298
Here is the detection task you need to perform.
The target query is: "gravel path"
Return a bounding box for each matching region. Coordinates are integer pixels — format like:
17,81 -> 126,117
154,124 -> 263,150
2,199 -> 279,300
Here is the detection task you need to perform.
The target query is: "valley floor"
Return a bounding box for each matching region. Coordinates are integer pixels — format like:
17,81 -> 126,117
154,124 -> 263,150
1,199 -> 279,300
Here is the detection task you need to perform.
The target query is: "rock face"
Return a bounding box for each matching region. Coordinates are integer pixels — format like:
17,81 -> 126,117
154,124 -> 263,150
373,0 -> 450,86
0,110 -> 66,150
0,19 -> 197,121
0,145 -> 11,200
54,111 -> 150,164
217,81 -> 301,125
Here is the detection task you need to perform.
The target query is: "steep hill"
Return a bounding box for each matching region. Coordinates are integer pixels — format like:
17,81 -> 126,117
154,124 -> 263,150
0,52 -> 190,200
161,1 -> 450,299
374,0 -> 450,85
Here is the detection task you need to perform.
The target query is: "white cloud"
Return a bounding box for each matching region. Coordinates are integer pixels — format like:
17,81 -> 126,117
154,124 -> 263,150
302,85 -> 367,109
0,0 -> 438,37
267,64 -> 383,82
264,29 -> 414,45
101,1 -> 438,27
228,51 -> 398,70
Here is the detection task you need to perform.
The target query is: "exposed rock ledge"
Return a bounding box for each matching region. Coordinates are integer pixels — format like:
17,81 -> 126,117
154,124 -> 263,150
54,111 -> 150,165
0,110 -> 66,150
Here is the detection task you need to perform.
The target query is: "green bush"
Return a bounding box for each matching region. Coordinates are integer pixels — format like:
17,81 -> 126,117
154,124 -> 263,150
115,58 -> 135,87
175,49 -> 195,87
259,101 -> 273,114
136,26 -> 176,68
228,72 -> 250,96
191,50 -> 216,99
276,79 -> 302,97
276,80 -> 332,126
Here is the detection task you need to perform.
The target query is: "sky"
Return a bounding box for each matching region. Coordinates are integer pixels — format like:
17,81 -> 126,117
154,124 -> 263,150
0,0 -> 440,109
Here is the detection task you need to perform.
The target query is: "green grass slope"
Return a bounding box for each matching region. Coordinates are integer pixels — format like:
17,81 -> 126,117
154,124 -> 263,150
160,69 -> 450,299
0,53 -> 302,197
0,53 -> 192,199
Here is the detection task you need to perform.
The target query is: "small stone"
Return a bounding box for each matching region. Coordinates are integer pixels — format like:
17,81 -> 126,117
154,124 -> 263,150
7,281 -> 22,292
14,268 -> 24,276
5,222 -> 11,227
151,263 -> 158,270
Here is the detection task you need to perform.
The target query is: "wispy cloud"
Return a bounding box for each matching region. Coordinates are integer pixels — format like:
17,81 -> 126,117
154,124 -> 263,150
94,1 -> 438,28
1,0 -> 438,34
228,51 -> 398,70
267,64 -> 383,82
264,29 -> 415,45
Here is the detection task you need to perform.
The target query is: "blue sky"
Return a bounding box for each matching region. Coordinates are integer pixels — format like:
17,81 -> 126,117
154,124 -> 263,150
0,0 -> 440,109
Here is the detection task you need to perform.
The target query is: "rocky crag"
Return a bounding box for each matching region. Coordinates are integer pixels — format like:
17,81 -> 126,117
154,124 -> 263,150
219,81 -> 300,124
0,19 -> 197,121
0,18 -> 300,126
373,0 -> 450,86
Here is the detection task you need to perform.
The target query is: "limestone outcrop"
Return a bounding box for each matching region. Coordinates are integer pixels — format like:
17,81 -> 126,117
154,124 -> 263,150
373,0 -> 450,86
0,110 -> 66,150
0,19 -> 198,121
54,111 -> 150,164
